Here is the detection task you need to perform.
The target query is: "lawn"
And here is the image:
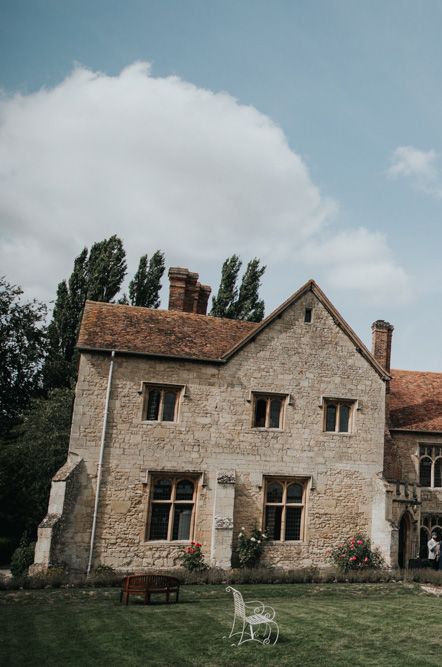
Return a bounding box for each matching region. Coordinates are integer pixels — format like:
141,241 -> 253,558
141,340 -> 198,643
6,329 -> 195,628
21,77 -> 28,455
1,583 -> 441,666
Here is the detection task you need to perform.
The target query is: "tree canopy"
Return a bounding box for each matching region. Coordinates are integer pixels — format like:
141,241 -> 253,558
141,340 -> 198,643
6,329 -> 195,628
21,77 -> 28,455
44,236 -> 127,389
0,278 -> 47,434
211,256 -> 266,322
128,250 -> 165,308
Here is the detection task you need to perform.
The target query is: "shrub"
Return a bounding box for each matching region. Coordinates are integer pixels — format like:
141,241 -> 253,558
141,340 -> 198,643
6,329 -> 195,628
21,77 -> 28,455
10,536 -> 36,577
330,534 -> 385,572
179,542 -> 208,572
237,527 -> 268,568
87,565 -> 121,587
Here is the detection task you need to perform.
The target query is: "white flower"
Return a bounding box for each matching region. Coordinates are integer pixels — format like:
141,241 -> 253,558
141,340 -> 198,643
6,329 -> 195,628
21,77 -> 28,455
257,540 -> 261,544
241,527 -> 245,531
238,532 -> 243,537
250,537 -> 256,542
262,534 -> 267,539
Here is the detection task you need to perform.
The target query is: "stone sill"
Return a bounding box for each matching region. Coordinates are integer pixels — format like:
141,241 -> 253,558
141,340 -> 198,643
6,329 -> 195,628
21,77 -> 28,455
267,541 -> 305,546
248,428 -> 284,433
141,421 -> 179,426
142,540 -> 192,546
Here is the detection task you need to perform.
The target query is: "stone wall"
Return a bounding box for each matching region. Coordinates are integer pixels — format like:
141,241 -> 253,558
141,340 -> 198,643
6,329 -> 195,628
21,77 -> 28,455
43,291 -> 387,572
390,430 -> 442,559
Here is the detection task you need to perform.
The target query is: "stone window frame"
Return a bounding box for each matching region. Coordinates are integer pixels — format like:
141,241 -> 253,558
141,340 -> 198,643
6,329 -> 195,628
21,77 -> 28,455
140,382 -> 184,423
146,474 -> 199,542
419,445 -> 442,488
250,391 -> 289,430
263,477 -> 308,542
321,397 -> 357,434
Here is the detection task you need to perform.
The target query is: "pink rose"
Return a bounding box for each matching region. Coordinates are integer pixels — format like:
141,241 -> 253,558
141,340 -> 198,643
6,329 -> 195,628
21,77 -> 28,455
357,540 -> 363,545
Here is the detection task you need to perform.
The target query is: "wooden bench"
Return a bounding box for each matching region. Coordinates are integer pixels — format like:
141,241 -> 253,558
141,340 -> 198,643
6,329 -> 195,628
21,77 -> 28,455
120,574 -> 180,606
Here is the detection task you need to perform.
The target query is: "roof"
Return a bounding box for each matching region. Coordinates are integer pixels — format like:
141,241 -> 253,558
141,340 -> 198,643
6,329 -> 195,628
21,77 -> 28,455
389,369 -> 442,432
77,280 -> 388,378
77,301 -> 258,361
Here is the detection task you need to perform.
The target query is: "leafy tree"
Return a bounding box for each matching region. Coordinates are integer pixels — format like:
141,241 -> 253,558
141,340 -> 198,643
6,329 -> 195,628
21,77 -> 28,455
128,250 -> 165,308
210,255 -> 242,318
0,389 -> 73,545
235,258 -> 266,322
86,235 -> 127,302
211,256 -> 266,322
44,237 -> 126,390
0,278 -> 47,434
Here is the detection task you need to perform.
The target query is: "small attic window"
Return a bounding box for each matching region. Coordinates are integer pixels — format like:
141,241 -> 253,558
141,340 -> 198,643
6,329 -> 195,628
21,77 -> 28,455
304,308 -> 312,323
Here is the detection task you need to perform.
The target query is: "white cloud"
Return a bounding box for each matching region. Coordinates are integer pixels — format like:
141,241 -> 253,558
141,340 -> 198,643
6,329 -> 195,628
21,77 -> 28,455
302,228 -> 412,305
387,146 -> 442,197
0,62 -> 410,307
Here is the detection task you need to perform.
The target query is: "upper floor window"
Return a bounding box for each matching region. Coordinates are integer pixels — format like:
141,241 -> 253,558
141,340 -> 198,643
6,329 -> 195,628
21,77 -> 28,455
143,384 -> 182,422
419,445 -> 442,488
253,394 -> 286,429
323,399 -> 354,433
147,475 -> 197,541
264,478 -> 306,541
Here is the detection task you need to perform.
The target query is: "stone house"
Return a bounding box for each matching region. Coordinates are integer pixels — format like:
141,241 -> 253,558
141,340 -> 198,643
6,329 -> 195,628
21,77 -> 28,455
32,269 -> 442,573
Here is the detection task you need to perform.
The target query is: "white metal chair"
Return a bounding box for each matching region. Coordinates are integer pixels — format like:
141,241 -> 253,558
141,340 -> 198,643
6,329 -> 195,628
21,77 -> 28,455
225,586 -> 279,646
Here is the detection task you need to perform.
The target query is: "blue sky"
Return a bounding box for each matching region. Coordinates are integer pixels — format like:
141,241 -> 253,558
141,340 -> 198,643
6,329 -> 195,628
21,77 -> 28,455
1,0 -> 442,371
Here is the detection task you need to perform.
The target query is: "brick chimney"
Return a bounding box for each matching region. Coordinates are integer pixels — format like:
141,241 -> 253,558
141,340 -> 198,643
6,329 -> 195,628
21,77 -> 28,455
371,320 -> 394,373
196,284 -> 212,315
168,268 -> 211,315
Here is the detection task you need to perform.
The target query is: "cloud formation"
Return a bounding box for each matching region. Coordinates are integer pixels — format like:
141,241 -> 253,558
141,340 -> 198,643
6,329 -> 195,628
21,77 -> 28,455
0,63 -> 410,306
302,228 -> 411,304
387,145 -> 442,198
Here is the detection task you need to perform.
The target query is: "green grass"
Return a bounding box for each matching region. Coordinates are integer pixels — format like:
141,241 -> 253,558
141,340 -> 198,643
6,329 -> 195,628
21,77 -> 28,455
1,583 -> 441,666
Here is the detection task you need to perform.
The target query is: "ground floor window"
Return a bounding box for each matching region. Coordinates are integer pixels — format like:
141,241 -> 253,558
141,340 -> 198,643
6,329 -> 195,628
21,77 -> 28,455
147,475 -> 197,541
264,478 -> 306,541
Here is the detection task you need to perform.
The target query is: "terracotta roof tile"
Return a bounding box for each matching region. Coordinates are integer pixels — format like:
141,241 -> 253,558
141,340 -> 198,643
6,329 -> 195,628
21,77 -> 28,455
390,369 -> 442,432
77,301 -> 258,360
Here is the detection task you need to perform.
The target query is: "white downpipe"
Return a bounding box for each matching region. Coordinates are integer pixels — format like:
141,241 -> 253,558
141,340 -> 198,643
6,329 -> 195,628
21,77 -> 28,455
87,350 -> 115,575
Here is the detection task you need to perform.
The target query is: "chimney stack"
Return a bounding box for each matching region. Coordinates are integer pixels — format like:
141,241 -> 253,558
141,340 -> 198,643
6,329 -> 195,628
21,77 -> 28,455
371,320 -> 394,373
168,267 -> 212,315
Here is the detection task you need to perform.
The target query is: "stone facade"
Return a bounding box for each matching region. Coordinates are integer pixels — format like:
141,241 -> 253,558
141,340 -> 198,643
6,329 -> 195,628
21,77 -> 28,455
32,275 -> 442,573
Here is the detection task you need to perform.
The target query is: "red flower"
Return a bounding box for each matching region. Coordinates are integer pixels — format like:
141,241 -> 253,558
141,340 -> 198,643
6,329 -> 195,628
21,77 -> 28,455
357,540 -> 363,545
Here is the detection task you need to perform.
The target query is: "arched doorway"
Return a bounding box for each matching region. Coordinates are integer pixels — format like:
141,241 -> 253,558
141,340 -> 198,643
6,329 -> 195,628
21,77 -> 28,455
398,512 -> 412,568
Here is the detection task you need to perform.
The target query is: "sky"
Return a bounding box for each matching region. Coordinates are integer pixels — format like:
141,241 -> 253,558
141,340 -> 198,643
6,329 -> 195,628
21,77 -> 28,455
1,0 -> 442,371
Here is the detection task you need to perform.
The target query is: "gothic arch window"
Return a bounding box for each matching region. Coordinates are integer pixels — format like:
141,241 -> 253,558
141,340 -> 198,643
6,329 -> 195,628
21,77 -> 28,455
264,479 -> 306,541
419,446 -> 442,488
147,476 -> 197,541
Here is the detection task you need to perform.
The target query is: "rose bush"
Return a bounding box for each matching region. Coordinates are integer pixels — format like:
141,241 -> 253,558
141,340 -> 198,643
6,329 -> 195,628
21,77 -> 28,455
237,527 -> 268,568
179,541 -> 208,572
330,533 -> 385,572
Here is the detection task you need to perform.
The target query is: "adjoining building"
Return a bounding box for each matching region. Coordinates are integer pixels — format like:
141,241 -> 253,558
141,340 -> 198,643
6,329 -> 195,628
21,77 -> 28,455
32,269 -> 442,572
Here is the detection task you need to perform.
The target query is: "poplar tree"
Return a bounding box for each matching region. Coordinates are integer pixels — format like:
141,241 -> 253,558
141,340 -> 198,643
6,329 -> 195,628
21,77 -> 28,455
234,258 -> 266,322
210,255 -> 242,318
86,235 -> 127,302
211,255 -> 266,322
128,250 -> 165,308
44,236 -> 127,390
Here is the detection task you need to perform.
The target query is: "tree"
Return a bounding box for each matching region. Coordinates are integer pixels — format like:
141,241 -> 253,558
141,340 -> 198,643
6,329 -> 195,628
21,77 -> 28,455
44,237 -> 126,390
210,255 -> 242,318
0,278 -> 47,434
128,250 -> 165,308
211,256 -> 266,322
234,258 -> 266,322
86,235 -> 127,302
0,389 -> 73,545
